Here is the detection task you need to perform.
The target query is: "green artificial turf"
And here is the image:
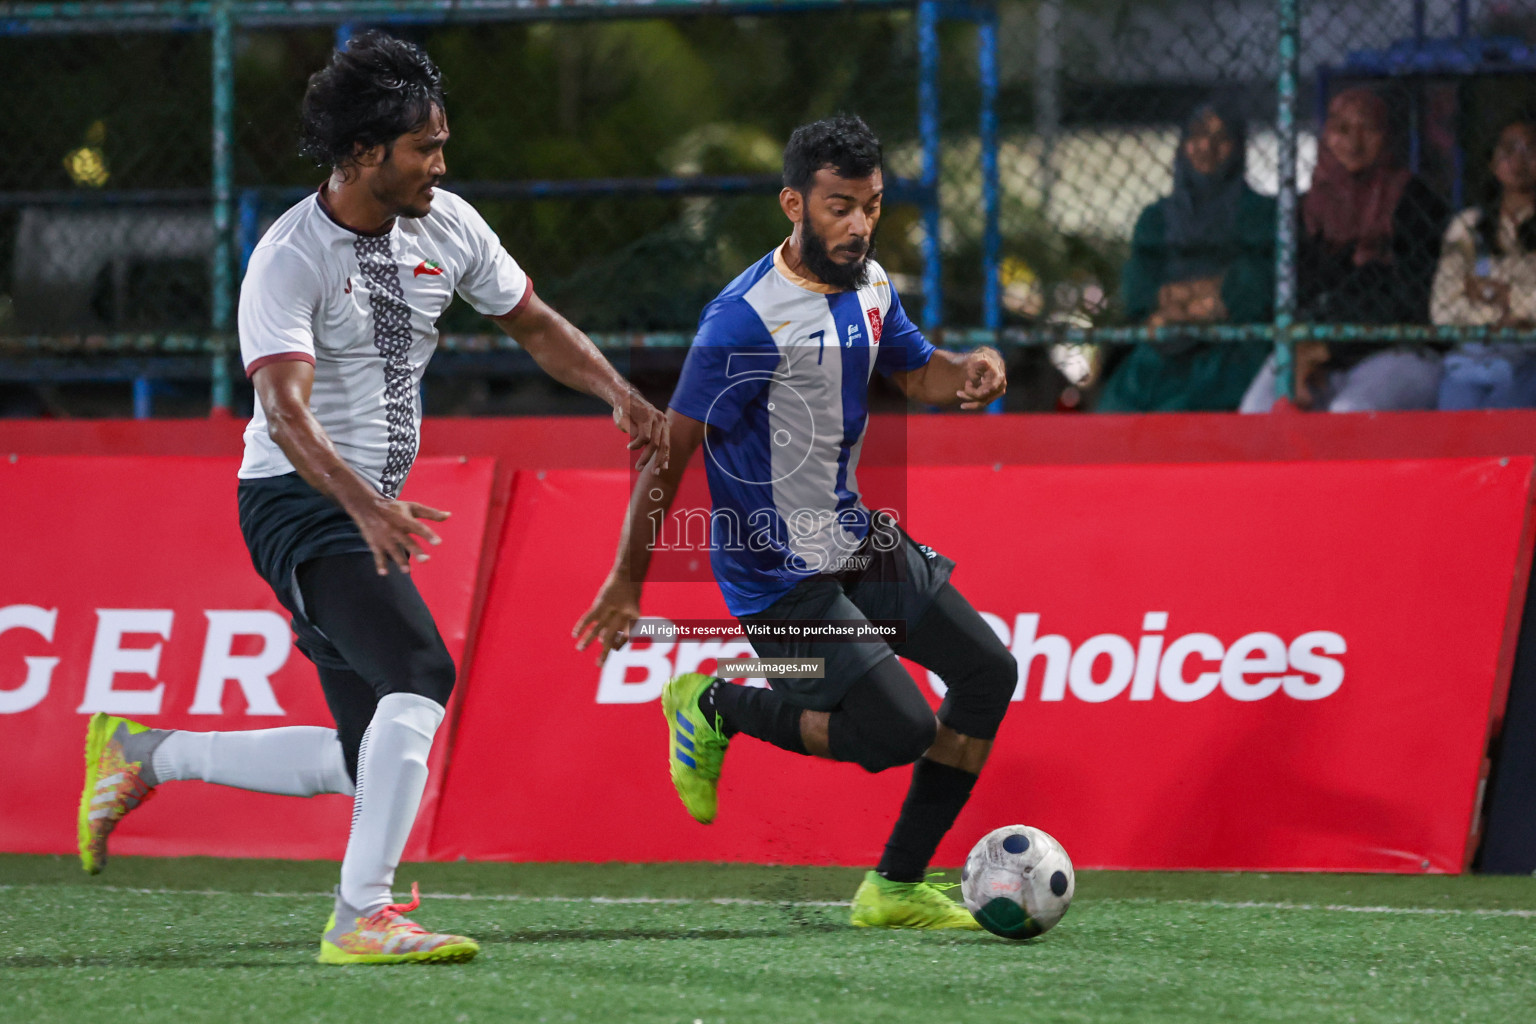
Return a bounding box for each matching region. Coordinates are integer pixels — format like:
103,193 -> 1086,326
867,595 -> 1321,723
3,854 -> 1534,1024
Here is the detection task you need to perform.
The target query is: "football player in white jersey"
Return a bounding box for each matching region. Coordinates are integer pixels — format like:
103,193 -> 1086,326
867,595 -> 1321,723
575,116 -> 1016,929
78,31 -> 669,965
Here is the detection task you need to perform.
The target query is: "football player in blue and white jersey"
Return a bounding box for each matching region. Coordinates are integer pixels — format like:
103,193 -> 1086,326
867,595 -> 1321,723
576,116 -> 1018,929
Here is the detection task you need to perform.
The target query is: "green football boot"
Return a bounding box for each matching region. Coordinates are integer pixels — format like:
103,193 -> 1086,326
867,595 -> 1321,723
849,870 -> 983,930
660,673 -> 730,824
79,713 -> 169,875
318,884 -> 480,966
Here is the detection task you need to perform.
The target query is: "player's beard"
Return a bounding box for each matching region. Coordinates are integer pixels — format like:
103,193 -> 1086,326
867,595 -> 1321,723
394,178 -> 435,219
799,216 -> 874,291
373,159 -> 435,219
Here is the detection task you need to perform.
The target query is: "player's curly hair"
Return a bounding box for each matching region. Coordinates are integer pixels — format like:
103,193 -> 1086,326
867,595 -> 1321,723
783,114 -> 883,193
298,30 -> 445,172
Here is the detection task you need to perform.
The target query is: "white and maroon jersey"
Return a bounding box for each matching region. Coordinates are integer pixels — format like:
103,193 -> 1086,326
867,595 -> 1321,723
237,186 -> 530,496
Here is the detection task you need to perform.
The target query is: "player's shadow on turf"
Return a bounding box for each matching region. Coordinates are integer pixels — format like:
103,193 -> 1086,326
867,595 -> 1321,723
484,924 -> 844,944
4,938 -> 321,970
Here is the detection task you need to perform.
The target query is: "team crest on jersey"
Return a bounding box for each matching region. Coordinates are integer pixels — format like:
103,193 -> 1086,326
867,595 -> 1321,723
867,307 -> 883,343
413,259 -> 445,277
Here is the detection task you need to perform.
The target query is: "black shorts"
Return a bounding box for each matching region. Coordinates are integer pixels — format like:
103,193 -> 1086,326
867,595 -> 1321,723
237,473 -> 372,671
740,520 -> 955,711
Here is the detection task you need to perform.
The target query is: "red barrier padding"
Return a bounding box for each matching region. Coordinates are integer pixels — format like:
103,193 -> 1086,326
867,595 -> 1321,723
11,409 -> 1536,466
432,458 -> 1532,872
0,455 -> 496,860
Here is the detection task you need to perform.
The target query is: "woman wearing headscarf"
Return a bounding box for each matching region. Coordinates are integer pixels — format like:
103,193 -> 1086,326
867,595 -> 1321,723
1241,87 -> 1449,412
1097,99 -> 1275,411
1433,117 -> 1536,408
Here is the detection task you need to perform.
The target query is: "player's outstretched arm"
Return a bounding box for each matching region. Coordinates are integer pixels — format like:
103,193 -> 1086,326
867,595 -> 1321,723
572,409 -> 707,665
253,360 -> 449,576
891,346 -> 1007,409
492,295 -> 670,472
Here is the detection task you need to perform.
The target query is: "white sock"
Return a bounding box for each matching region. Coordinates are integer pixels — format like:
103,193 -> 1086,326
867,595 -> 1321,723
151,726 -> 354,797
339,692 -> 445,915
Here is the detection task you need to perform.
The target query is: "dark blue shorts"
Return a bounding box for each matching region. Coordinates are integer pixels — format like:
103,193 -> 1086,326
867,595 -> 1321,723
740,520 -> 955,711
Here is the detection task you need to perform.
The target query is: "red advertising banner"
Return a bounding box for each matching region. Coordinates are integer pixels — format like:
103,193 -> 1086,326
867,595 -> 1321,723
5,453 -> 1530,873
0,455 -> 495,860
434,458 -> 1533,873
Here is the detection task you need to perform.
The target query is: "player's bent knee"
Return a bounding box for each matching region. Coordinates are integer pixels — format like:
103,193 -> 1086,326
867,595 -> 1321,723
901,707 -> 940,762
981,647 -> 1019,705
417,647 -> 456,706
387,641 -> 456,706
832,705 -> 936,773
864,708 -> 937,773
939,647 -> 1017,741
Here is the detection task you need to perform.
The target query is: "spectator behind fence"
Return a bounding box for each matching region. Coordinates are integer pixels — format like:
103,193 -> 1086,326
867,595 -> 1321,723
1434,117 -> 1536,409
1241,87 -> 1449,413
1096,100 -> 1275,412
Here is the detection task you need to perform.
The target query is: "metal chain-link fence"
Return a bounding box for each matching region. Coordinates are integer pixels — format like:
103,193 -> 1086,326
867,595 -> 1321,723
983,1 -> 1278,327
0,30 -> 213,334
231,13 -> 933,333
4,1 -> 1536,416
964,0 -> 1536,411
1277,0 -> 1536,413
0,1 -> 956,416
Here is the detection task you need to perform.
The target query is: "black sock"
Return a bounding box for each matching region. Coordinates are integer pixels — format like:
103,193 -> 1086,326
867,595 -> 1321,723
702,680 -> 807,755
695,678 -> 734,733
877,758 -> 977,883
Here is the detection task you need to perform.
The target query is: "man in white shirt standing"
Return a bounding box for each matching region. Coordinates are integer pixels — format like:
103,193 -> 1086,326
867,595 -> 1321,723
77,30 -> 669,965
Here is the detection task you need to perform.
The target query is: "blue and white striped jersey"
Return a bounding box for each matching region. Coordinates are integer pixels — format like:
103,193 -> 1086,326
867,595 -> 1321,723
669,243 -> 934,615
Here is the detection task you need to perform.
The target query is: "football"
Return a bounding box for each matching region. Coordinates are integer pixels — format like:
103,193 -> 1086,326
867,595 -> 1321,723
960,825 -> 1075,939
